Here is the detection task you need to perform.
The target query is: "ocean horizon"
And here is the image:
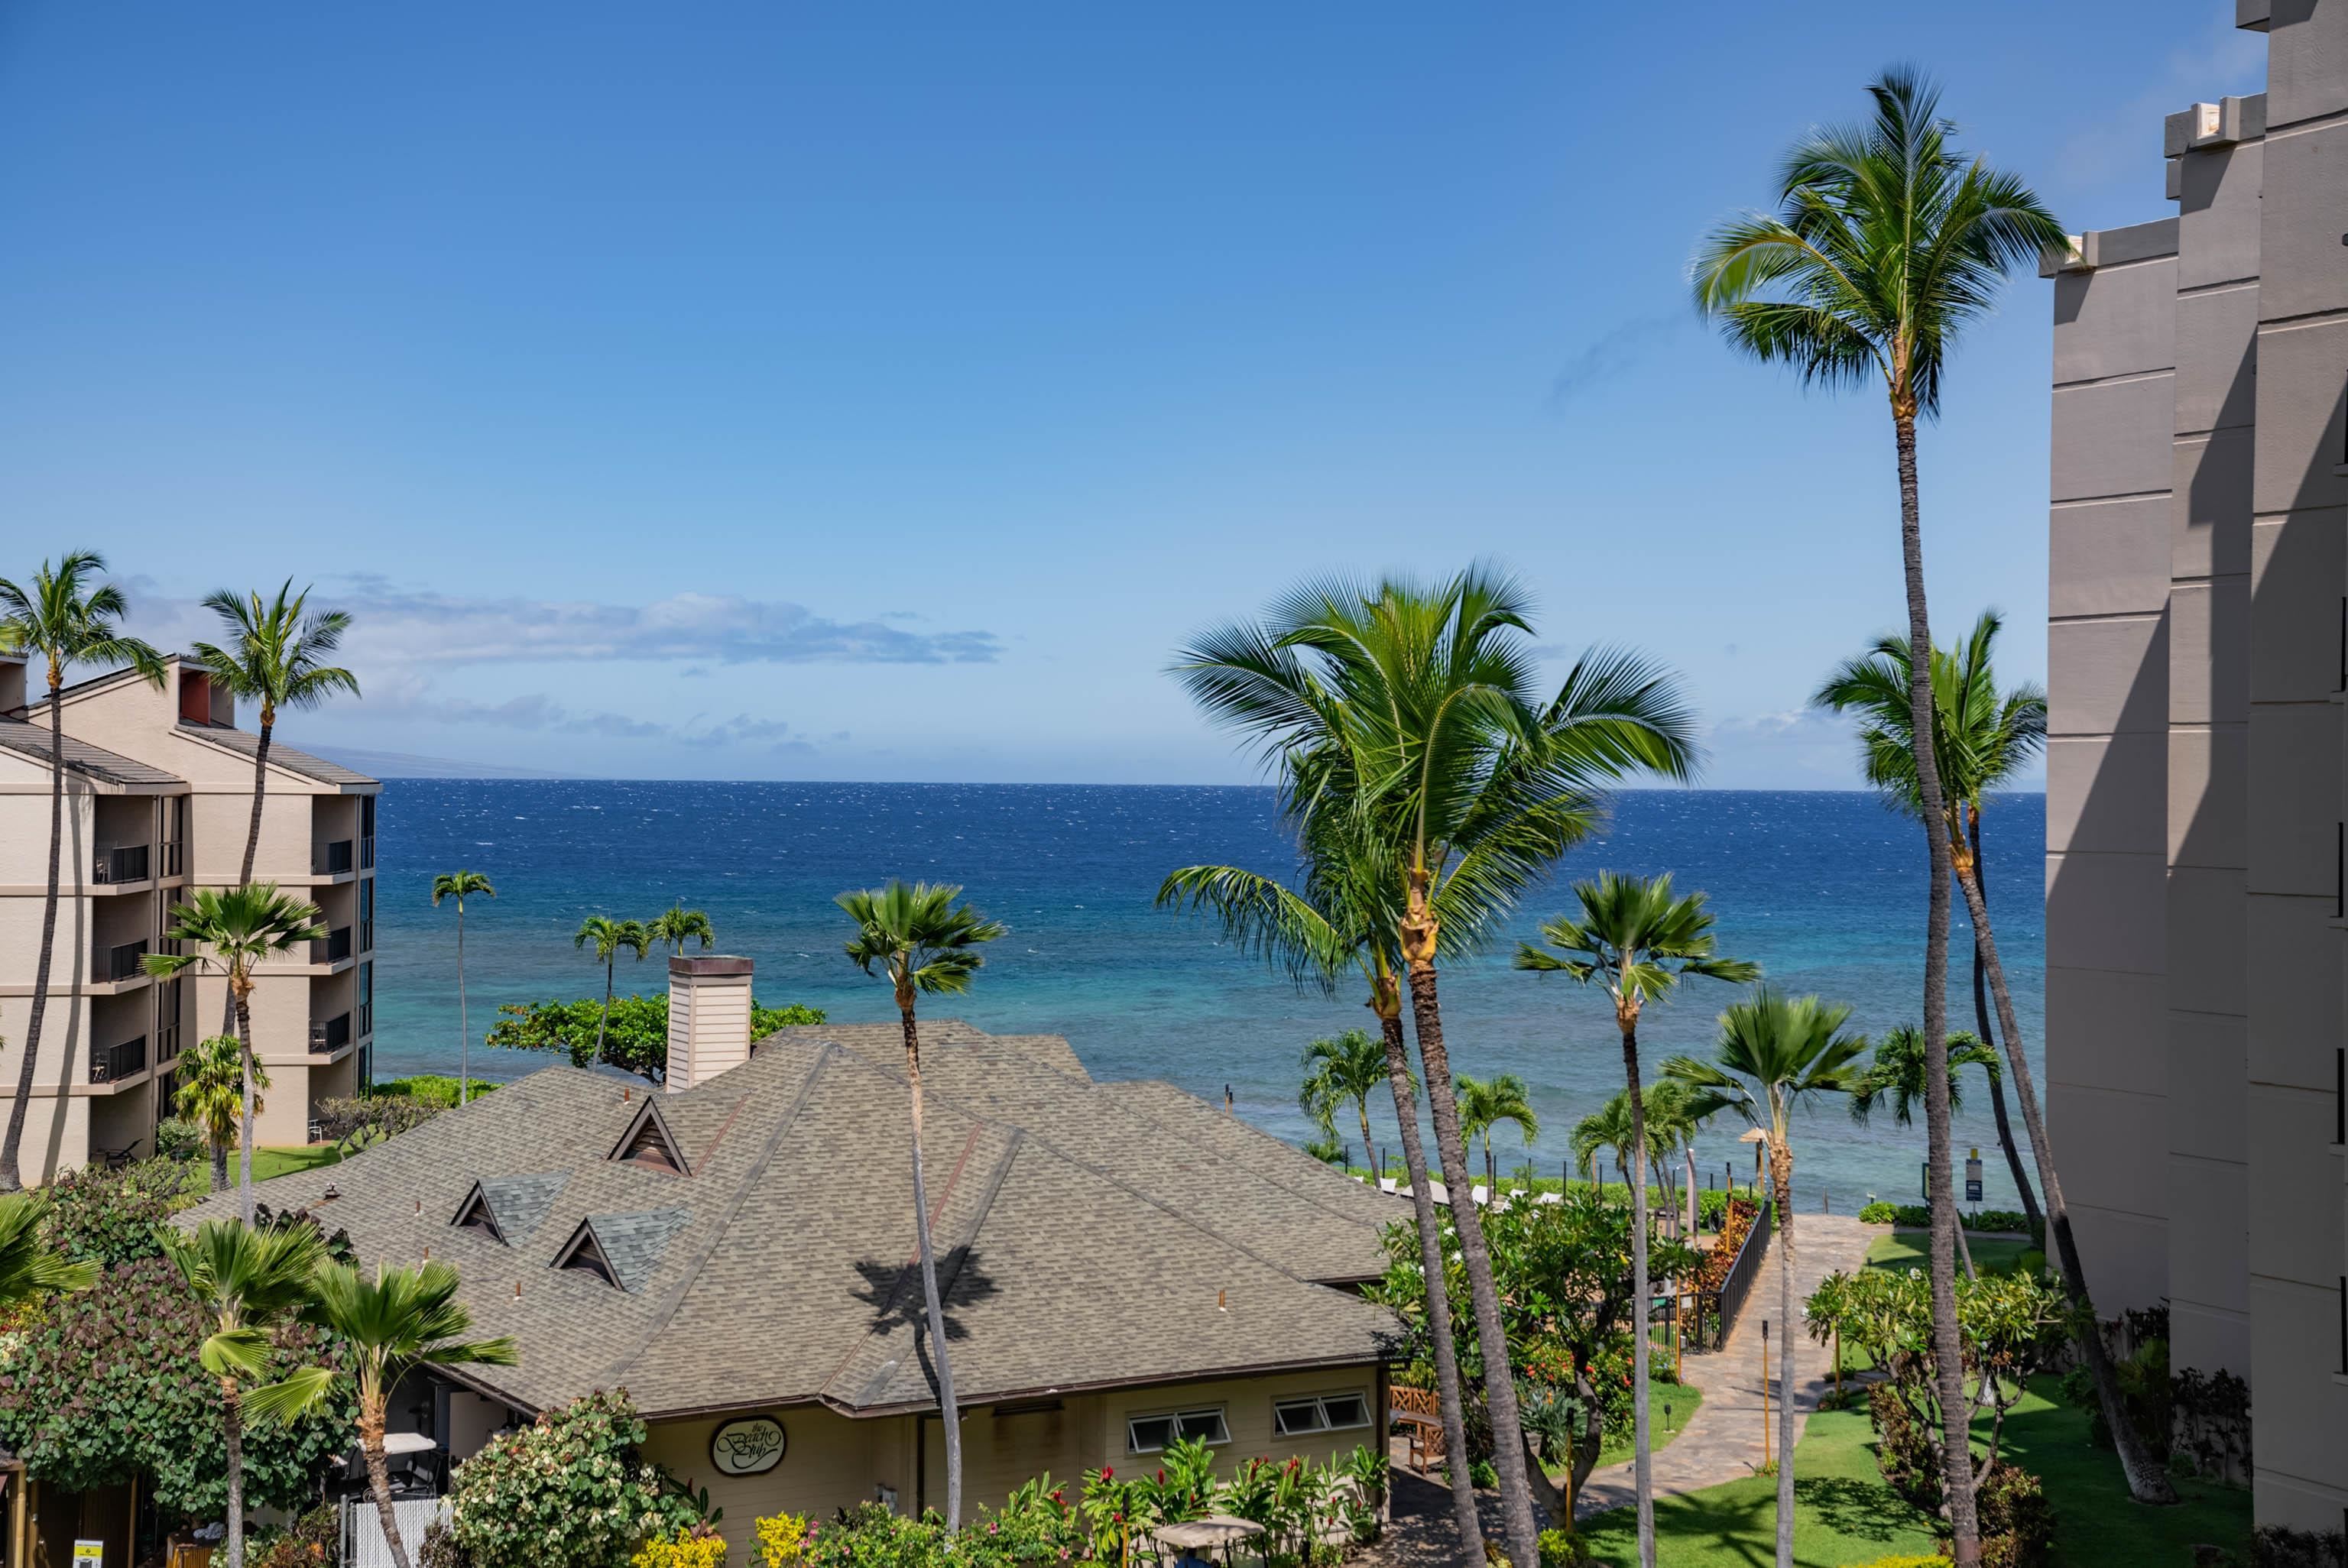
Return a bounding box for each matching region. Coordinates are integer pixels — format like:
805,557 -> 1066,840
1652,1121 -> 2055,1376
368,781 -> 2045,1213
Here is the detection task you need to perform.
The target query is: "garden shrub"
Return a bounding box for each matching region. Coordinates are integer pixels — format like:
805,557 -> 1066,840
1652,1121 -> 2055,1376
42,1158 -> 193,1265
753,1514 -> 810,1567
152,1116 -> 204,1164
1851,1558 -> 1947,1568
1976,1465 -> 2054,1568
803,1504 -> 948,1568
1539,1528 -> 1593,1565
251,1504 -> 341,1568
419,1521 -> 468,1568
487,996 -> 825,1080
315,1093 -> 443,1153
631,1528 -> 727,1568
2253,1525 -> 2346,1567
375,1074 -> 500,1106
1972,1209 -> 2035,1233
1858,1200 -> 1899,1224
1866,1384 -> 1939,1511
445,1389 -> 702,1568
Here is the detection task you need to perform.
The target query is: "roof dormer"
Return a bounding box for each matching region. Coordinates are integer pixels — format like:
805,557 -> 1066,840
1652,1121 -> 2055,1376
610,1097 -> 690,1175
550,1209 -> 691,1293
449,1174 -> 569,1247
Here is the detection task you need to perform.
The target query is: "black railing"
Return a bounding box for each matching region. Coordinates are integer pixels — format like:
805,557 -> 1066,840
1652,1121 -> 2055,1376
99,939 -> 149,983
1693,1196 -> 1773,1352
311,926 -> 353,965
92,844 -> 150,884
310,1012 -> 351,1054
361,834 -> 376,870
360,918 -> 375,954
358,999 -> 372,1038
89,1037 -> 147,1084
316,839 -> 355,876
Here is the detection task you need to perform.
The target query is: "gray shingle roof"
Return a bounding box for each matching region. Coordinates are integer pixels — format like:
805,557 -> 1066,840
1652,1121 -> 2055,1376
197,1023 -> 1403,1421
177,723 -> 377,786
469,1174 -> 569,1245
0,718 -> 183,787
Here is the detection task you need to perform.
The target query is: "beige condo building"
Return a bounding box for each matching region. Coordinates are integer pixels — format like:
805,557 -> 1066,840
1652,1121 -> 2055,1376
2044,0 -> 2348,1531
0,651 -> 378,1183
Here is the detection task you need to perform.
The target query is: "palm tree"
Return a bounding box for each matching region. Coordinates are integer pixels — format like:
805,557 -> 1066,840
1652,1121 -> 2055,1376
1455,1073 -> 1538,1196
1693,69 -> 2072,1546
1571,1092 -> 1636,1185
1298,1028 -> 1400,1174
574,916 -> 651,1067
252,1259 -> 517,1568
192,581 -> 361,889
1815,609 -> 2046,1233
1159,813 -> 1482,1552
162,1218 -> 329,1568
836,880 -> 1005,1531
1173,565 -> 1697,1568
0,1190 -> 98,1309
147,886 -> 326,1223
1665,990 -> 1868,1568
431,871 -> 495,1106
1640,1077 -> 1704,1238
0,552 -> 166,1191
177,1033 -> 268,1194
647,904 -> 715,957
1516,871 -> 1755,1565
1849,1025 -> 1997,1278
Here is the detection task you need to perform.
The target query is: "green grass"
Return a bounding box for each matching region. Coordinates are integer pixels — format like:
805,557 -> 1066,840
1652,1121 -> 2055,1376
251,1145 -> 342,1181
1998,1377 -> 2249,1566
1584,1381 -> 1706,1472
1865,1232 -> 2035,1277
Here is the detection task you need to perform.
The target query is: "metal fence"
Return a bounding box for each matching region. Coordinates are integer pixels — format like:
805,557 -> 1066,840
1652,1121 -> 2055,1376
342,1497 -> 447,1568
1692,1196 -> 1772,1352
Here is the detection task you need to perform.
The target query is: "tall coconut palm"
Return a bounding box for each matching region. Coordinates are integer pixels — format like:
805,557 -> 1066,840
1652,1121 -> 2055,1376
1455,1073 -> 1539,1195
1298,1027 -> 1400,1175
1693,69 -> 2073,1546
163,1218 -> 329,1568
837,880 -> 1004,1531
1159,815 -> 1482,1551
0,1189 -> 97,1309
1815,609 -> 2047,1233
574,916 -> 651,1067
252,1259 -> 517,1568
147,886 -> 326,1223
431,871 -> 495,1106
647,904 -> 715,957
192,581 -> 361,889
1174,565 -> 1697,1567
0,552 -> 166,1191
1516,870 -> 1755,1566
177,1033 -> 268,1194
1665,990 -> 1867,1568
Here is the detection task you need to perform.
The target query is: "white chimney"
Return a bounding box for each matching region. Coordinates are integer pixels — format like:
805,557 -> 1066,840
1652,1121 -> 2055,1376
666,955 -> 753,1091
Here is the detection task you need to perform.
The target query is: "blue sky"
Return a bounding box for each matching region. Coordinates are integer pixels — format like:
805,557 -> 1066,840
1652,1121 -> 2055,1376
0,4 -> 2263,784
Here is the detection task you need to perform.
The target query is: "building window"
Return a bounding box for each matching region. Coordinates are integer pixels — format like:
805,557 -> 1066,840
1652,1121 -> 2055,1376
1272,1391 -> 1372,1437
1126,1407 -> 1229,1453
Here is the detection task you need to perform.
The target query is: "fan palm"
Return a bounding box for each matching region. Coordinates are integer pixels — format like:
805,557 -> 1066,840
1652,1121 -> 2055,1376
147,886 -> 326,1223
574,916 -> 651,1067
0,1190 -> 98,1310
192,581 -> 360,888
1693,68 -> 2077,1542
163,1219 -> 329,1568
1159,812 -> 1483,1550
0,551 -> 166,1190
1299,1028 -> 1403,1174
1172,563 -> 1696,1568
1666,990 -> 1867,1568
1516,870 -> 1754,1563
647,904 -> 715,957
1815,609 -> 2047,1233
431,871 -> 495,1106
1455,1073 -> 1538,1195
837,880 -> 1005,1531
177,1033 -> 268,1194
252,1259 -> 517,1568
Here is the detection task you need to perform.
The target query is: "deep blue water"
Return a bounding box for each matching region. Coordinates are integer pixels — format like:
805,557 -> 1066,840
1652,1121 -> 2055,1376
371,782 -> 2045,1211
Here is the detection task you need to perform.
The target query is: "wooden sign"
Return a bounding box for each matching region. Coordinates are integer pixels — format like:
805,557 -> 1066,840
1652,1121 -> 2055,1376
710,1414 -> 786,1476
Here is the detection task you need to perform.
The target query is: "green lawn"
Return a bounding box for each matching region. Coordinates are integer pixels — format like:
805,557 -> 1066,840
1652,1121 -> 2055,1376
1866,1232 -> 2035,1276
252,1145 -> 341,1181
1575,1382 -> 1706,1475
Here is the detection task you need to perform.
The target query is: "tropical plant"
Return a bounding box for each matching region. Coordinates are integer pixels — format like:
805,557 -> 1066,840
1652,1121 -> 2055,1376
147,885 -> 327,1222
754,1513 -> 812,1568
1571,1093 -> 1635,1184
576,916 -> 653,1067
161,1219 -> 331,1568
1665,989 -> 1867,1568
439,1389 -> 702,1568
252,1259 -> 520,1568
0,551 -> 166,1191
433,870 -> 496,1106
1172,564 -> 1697,1568
648,905 -> 715,957
836,880 -> 1005,1531
1516,870 -> 1755,1566
1298,1027 -> 1402,1175
39,1157 -> 193,1267
1693,67 -> 2075,1547
0,1189 -> 97,1310
177,1033 -> 265,1194
1456,1072 -> 1539,1196
192,581 -> 361,888
485,995 -> 824,1080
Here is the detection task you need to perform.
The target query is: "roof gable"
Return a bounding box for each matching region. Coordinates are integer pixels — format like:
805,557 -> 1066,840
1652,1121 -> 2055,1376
452,1173 -> 570,1246
610,1098 -> 691,1175
555,1208 -> 692,1293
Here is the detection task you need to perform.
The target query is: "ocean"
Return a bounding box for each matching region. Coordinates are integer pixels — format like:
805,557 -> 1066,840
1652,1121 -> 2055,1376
369,782 -> 2045,1213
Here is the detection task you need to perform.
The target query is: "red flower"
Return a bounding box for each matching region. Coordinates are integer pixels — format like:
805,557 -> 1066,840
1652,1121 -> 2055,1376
1100,1466 -> 1114,1480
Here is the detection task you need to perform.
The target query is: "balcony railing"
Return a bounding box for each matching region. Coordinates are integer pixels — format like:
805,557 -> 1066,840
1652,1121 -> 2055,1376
89,1037 -> 147,1084
358,999 -> 372,1038
98,940 -> 149,983
310,926 -> 353,965
360,918 -> 375,954
310,1012 -> 352,1054
315,839 -> 355,876
92,844 -> 151,884
156,1019 -> 181,1064
160,838 -> 185,878
360,834 -> 376,871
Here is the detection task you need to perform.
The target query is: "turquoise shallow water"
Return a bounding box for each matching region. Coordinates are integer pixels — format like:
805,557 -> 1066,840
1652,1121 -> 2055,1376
369,782 -> 2045,1212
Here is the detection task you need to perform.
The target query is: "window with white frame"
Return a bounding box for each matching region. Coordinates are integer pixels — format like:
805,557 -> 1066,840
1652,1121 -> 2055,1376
1272,1391 -> 1372,1437
1125,1406 -> 1230,1453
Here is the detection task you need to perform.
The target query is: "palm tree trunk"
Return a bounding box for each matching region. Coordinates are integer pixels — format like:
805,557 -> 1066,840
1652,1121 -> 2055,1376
1685,1147 -> 1698,1236
235,989 -> 257,1225
1892,403 -> 1981,1564
239,717 -> 272,886
456,903 -> 470,1106
1376,1010 -> 1481,1554
211,1137 -> 229,1194
1769,1139 -> 1796,1568
361,1406 -> 414,1568
900,1002 -> 964,1529
0,679 -> 66,1191
1406,957 -> 1539,1568
222,1375 -> 247,1568
596,954 -> 615,1064
1954,860 -> 2178,1504
1357,1100 -> 1374,1178
1620,1022 -> 1656,1568
1967,814 -> 2043,1233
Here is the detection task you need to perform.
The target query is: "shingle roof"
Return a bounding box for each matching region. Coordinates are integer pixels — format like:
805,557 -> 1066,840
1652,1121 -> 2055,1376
196,1023 -> 1404,1421
0,718 -> 183,788
177,724 -> 377,786
467,1174 -> 569,1245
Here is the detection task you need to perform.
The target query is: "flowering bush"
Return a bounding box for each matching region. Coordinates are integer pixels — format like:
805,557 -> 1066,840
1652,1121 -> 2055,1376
631,1527 -> 727,1568
446,1389 -> 703,1568
754,1514 -> 811,1567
